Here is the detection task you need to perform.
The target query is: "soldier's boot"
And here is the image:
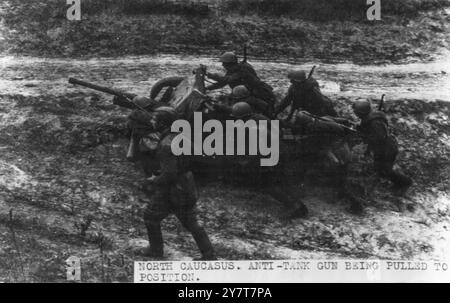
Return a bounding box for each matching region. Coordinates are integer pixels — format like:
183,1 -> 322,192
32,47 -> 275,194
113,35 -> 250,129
191,229 -> 217,261
141,221 -> 164,258
334,173 -> 365,215
179,215 -> 216,261
348,198 -> 364,215
266,187 -> 308,219
289,203 -> 309,219
338,188 -> 364,215
389,170 -> 413,196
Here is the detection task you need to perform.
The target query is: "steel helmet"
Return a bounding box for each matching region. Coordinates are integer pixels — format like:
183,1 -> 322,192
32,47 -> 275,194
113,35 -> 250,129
231,102 -> 252,118
219,52 -> 238,63
352,100 -> 372,116
132,96 -> 156,109
287,70 -> 307,83
232,85 -> 251,99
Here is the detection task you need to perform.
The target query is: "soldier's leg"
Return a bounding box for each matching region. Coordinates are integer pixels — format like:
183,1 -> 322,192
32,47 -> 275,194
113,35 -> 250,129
387,167 -> 412,188
263,161 -> 309,218
177,210 -> 216,260
264,185 -> 309,219
334,164 -> 364,214
374,155 -> 412,189
142,189 -> 170,258
170,179 -> 216,260
139,152 -> 159,177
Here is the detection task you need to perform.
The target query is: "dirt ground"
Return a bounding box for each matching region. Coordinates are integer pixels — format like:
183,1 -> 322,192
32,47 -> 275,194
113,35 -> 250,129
0,54 -> 449,282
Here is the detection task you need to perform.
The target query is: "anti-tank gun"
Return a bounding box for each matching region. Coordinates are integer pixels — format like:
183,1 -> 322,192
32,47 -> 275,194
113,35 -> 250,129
68,78 -> 148,110
68,77 -> 159,161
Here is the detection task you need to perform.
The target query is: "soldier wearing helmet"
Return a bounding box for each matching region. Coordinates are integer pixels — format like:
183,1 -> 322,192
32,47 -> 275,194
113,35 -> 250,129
205,51 -> 276,110
232,85 -> 251,99
140,105 -> 216,260
207,52 -> 252,83
230,101 -> 268,121
353,100 -> 412,195
284,109 -> 364,214
149,106 -> 178,131
231,85 -> 273,118
125,95 -> 161,138
227,102 -> 310,218
275,69 -> 337,118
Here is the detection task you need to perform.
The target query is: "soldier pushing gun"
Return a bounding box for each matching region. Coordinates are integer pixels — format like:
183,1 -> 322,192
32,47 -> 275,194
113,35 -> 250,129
205,51 -> 277,117
353,99 -> 413,195
275,68 -> 337,118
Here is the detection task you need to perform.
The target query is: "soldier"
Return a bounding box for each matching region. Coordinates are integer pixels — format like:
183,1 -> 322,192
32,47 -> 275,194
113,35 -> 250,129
285,110 -> 363,214
205,52 -> 276,109
126,96 -> 158,136
275,70 -> 337,118
140,106 -> 216,260
353,100 -> 413,194
230,85 -> 273,118
211,86 -> 273,119
230,101 -> 269,122
229,102 -> 309,218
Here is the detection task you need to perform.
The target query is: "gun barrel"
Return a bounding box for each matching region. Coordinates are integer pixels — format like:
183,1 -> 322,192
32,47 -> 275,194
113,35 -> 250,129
379,94 -> 386,111
243,45 -> 248,63
68,78 -> 135,99
308,66 -> 316,79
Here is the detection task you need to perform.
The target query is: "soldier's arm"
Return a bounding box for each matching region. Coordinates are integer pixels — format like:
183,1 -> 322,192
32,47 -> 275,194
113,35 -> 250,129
310,78 -> 320,91
246,97 -> 269,112
206,72 -> 225,82
312,120 -> 346,137
205,72 -> 228,90
364,120 -> 388,153
152,145 -> 178,186
369,120 -> 388,142
321,95 -> 338,117
206,82 -> 227,91
212,103 -> 232,115
274,88 -> 293,115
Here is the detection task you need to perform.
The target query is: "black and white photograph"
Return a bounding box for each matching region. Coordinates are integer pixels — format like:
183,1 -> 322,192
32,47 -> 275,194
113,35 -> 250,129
0,0 -> 449,284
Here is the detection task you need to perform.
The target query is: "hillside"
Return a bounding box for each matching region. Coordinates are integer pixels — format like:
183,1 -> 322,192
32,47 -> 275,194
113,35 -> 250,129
0,0 -> 449,63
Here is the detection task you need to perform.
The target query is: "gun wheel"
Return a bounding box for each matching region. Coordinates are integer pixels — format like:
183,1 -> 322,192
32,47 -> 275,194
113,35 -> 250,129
150,76 -> 184,101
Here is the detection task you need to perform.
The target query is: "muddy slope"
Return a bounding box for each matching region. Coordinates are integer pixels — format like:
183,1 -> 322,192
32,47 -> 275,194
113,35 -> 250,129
0,55 -> 449,282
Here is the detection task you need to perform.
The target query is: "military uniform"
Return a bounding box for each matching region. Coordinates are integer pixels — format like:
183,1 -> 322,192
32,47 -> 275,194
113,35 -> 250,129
286,111 -> 350,155
237,95 -> 273,118
143,133 -> 215,259
286,110 -> 363,213
206,63 -> 276,108
357,111 -> 412,189
227,106 -> 309,218
215,96 -> 272,118
275,77 -> 337,117
127,109 -> 154,137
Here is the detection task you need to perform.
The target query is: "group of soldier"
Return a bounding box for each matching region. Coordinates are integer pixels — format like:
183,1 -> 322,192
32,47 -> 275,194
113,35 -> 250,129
120,51 -> 413,261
